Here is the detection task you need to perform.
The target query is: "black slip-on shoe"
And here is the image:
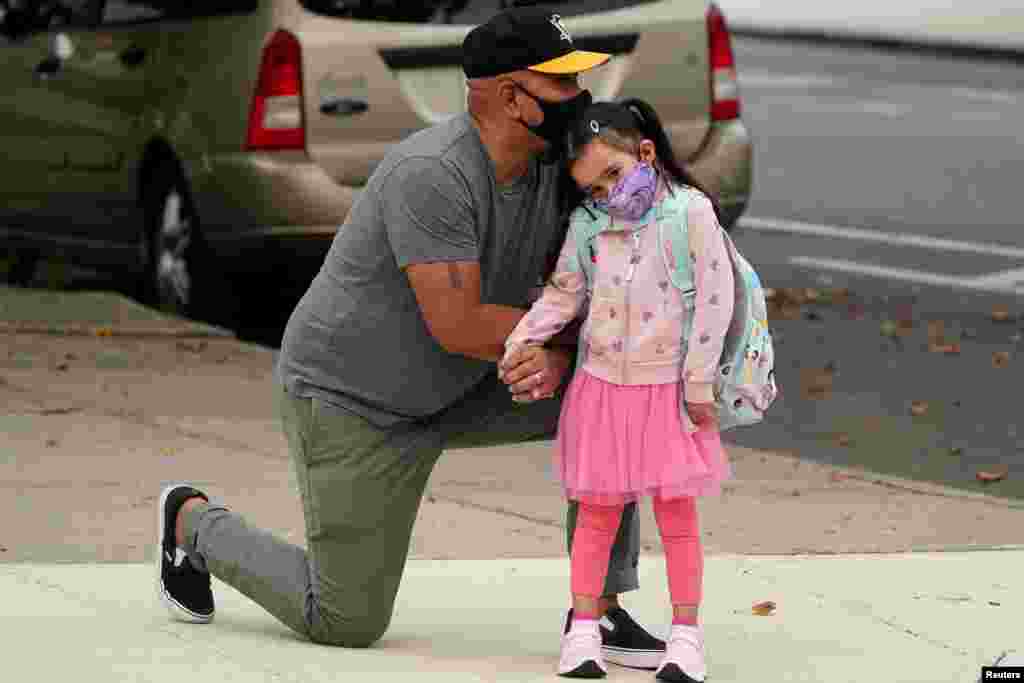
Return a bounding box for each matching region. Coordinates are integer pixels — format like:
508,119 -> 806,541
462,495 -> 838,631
599,606 -> 667,670
157,484 -> 214,623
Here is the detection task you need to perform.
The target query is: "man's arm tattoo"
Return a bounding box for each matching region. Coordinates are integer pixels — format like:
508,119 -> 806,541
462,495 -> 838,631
448,263 -> 464,289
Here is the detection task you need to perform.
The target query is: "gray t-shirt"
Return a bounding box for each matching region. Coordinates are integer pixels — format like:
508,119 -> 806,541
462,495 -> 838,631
276,114 -> 566,427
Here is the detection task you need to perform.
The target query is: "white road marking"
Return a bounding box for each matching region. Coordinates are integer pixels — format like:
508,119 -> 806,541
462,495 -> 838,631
970,267 -> 1024,288
738,71 -> 845,89
949,110 -> 1005,124
789,257 -> 1024,295
757,95 -> 913,118
741,216 -> 1024,259
737,71 -> 1021,106
949,87 -> 1019,105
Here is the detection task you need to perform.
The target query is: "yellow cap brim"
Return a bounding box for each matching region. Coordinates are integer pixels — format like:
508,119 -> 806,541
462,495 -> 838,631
527,50 -> 611,74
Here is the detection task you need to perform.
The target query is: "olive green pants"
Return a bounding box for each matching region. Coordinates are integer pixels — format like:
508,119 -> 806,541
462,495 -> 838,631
183,373 -> 640,647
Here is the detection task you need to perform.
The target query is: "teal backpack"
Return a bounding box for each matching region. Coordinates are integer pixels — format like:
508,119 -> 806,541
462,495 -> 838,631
569,186 -> 777,431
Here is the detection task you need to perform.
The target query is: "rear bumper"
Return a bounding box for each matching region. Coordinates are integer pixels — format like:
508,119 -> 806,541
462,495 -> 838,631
687,118 -> 753,230
190,150 -> 354,243
190,115 -> 752,273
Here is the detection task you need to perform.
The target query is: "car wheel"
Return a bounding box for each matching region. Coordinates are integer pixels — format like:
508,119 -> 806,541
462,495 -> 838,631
142,161 -> 238,327
3,248 -> 40,286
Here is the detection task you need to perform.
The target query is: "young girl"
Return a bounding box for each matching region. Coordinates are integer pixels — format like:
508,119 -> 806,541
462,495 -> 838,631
502,100 -> 734,681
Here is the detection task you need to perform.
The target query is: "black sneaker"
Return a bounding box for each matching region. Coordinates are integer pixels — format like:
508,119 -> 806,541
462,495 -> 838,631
599,606 -> 666,670
157,484 -> 214,623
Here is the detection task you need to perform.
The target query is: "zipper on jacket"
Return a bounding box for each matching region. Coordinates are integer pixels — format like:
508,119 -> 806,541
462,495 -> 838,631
622,229 -> 642,384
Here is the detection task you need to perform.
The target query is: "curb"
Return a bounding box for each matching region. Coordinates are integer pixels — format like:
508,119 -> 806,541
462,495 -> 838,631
732,25 -> 1024,64
741,447 -> 1024,510
0,322 -> 234,338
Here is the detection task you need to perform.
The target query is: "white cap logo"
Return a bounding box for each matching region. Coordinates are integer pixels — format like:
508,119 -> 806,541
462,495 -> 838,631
550,14 -> 572,43
590,120 -> 600,133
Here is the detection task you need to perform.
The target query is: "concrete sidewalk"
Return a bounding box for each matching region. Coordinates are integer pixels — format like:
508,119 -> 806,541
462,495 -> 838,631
3,552 -> 1020,681
719,0 -> 1024,55
3,286 -> 1022,680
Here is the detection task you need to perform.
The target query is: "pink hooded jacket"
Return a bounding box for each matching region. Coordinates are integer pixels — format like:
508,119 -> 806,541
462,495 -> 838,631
505,185 -> 734,404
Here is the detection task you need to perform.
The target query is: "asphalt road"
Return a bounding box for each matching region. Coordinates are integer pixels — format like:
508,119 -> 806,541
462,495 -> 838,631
6,37 -> 1022,501
724,37 -> 1024,500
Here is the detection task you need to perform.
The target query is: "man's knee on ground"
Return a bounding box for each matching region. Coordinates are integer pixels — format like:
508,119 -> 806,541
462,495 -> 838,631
307,609 -> 391,648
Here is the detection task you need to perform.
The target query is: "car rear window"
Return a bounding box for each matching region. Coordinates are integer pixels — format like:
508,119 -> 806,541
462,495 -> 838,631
298,0 -> 658,24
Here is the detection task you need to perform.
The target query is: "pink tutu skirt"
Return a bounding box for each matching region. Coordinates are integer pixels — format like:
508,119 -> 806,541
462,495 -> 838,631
555,370 -> 732,505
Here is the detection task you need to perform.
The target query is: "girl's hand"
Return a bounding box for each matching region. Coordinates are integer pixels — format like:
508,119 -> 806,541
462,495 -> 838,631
686,401 -> 719,430
499,345 -> 571,403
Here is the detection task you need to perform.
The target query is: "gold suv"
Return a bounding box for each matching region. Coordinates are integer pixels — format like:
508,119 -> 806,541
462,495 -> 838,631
0,0 -> 752,323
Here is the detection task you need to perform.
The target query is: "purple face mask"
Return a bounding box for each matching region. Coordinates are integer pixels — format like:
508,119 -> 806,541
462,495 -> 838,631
592,162 -> 658,221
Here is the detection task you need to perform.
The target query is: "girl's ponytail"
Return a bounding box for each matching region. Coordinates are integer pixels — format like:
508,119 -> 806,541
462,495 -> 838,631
620,98 -> 723,223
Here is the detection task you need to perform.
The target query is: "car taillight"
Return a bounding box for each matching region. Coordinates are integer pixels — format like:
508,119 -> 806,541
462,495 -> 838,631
246,29 -> 305,151
707,3 -> 740,121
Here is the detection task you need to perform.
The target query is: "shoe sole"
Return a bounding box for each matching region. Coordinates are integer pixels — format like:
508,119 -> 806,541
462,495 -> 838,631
558,660 -> 607,678
602,645 -> 664,670
156,484 -> 213,624
655,662 -> 704,682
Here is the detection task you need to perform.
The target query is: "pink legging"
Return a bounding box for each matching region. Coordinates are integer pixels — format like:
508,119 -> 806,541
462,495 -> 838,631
571,497 -> 702,606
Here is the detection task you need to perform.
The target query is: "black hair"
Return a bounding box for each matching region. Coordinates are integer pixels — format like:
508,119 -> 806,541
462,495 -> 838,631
542,98 -> 722,282
620,99 -> 720,216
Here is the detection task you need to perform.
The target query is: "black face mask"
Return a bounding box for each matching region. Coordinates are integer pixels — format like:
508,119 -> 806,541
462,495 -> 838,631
516,86 -> 593,163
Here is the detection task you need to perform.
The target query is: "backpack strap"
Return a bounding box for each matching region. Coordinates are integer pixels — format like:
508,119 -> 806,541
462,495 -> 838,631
565,206 -> 608,374
656,188 -> 696,296
570,205 -> 610,288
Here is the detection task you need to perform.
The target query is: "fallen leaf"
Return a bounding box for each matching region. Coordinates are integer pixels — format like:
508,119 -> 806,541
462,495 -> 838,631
45,439 -> 58,448
830,288 -> 851,303
976,466 -> 1008,483
846,303 -> 866,320
927,320 -> 945,344
910,401 -> 929,417
39,406 -> 77,415
176,340 -> 208,353
93,327 -> 114,337
991,306 -> 1013,323
836,434 -> 852,447
160,447 -> 178,457
929,343 -> 961,355
804,288 -> 820,303
752,601 -> 777,616
55,362 -> 69,372
949,446 -> 964,457
801,367 -> 834,399
993,351 -> 1011,368
779,303 -> 802,320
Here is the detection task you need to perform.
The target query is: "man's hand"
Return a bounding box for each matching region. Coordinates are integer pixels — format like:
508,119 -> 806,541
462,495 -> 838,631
686,401 -> 719,430
498,346 -> 572,403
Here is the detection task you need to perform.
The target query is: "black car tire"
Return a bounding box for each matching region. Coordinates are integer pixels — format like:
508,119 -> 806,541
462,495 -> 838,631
141,160 -> 239,328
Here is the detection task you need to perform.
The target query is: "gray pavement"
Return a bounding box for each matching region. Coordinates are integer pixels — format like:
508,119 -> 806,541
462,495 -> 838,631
719,0 -> 1024,54
3,285 -> 1023,681
4,551 -> 1020,682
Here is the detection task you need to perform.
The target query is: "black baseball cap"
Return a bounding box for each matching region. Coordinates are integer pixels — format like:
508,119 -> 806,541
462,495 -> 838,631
462,6 -> 611,79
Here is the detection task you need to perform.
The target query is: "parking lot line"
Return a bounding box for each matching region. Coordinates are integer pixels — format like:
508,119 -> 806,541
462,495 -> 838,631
741,216 -> 1024,259
789,256 -> 1024,295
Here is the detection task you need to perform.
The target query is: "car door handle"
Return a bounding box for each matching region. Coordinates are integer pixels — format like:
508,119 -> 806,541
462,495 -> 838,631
320,97 -> 369,117
119,46 -> 147,68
